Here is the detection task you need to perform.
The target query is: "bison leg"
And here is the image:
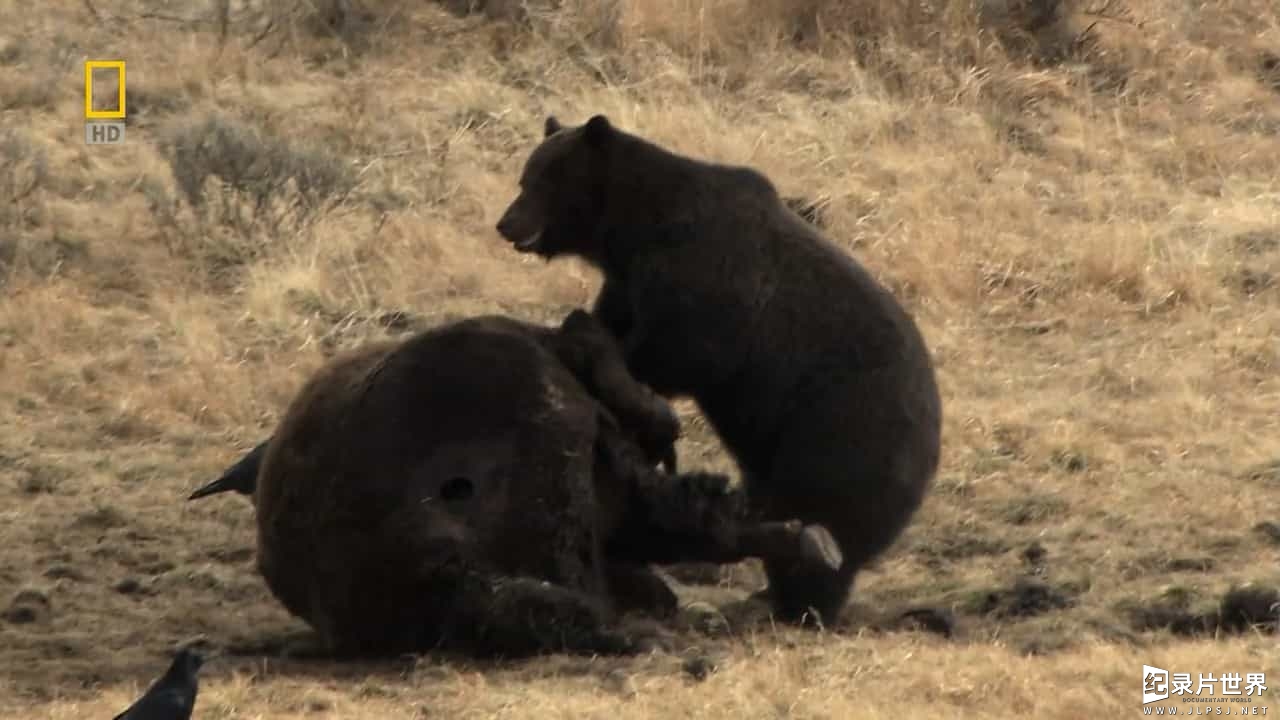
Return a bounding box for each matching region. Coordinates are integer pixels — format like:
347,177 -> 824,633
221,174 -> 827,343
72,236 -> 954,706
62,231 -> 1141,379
602,444 -> 841,574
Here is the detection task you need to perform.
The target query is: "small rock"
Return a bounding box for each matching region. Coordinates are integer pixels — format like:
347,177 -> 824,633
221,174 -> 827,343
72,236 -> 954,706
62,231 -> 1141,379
682,655 -> 717,682
44,565 -> 85,582
601,668 -> 637,698
138,560 -> 176,575
115,577 -> 143,595
1022,542 -> 1047,568
3,606 -> 39,624
1253,521 -> 1280,545
896,606 -> 956,638
679,601 -> 731,638
3,588 -> 51,625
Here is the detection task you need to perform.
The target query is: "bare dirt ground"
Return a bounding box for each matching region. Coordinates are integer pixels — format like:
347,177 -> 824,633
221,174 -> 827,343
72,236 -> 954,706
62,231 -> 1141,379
1,0 -> 1278,717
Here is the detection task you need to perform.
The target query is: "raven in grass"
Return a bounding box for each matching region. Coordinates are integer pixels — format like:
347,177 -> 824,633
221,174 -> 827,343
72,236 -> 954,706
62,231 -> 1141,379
112,647 -> 203,720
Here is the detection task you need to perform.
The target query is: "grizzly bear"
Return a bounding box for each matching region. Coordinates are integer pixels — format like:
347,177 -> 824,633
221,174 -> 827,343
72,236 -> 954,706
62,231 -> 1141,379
249,314 -> 837,657
495,115 -> 943,626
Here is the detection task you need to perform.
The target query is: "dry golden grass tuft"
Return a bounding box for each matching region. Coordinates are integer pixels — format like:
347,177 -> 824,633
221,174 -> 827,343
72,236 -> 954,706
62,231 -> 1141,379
2,0 -> 1279,717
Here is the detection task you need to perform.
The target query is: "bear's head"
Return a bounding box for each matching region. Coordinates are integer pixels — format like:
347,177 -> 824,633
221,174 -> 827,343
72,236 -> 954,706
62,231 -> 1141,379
496,114 -> 616,261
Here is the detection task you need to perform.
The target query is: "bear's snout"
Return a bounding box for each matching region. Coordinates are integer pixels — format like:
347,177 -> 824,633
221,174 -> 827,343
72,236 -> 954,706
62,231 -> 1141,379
495,212 -> 517,239
496,204 -> 544,254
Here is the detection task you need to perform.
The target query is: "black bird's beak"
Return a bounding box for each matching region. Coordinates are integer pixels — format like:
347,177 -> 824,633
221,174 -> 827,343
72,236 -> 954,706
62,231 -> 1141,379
187,477 -> 236,501
187,439 -> 269,501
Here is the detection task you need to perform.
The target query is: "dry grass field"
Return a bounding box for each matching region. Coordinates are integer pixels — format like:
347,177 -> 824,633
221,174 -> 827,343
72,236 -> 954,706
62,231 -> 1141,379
1,0 -> 1279,717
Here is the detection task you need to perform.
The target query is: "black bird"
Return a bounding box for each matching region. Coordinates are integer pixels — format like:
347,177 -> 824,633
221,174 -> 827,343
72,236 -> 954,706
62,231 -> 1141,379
112,647 -> 204,720
188,439 -> 269,500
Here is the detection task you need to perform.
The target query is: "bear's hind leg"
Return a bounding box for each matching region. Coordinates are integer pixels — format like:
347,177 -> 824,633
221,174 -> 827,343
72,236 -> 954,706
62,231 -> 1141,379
760,556 -> 857,628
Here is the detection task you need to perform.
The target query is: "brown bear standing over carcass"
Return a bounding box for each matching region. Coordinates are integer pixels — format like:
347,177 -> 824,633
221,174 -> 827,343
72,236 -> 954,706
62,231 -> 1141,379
495,115 -> 943,627
250,313 -> 839,657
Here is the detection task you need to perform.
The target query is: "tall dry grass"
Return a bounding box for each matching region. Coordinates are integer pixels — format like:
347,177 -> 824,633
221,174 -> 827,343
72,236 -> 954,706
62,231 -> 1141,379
1,0 -> 1278,717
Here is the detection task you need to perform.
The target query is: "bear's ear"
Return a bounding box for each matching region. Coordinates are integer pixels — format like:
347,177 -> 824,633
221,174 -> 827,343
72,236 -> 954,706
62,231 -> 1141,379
582,114 -> 613,148
544,116 -> 564,138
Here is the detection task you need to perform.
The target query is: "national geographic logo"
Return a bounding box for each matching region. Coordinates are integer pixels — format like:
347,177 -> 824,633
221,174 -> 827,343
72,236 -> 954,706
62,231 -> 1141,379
84,60 -> 126,145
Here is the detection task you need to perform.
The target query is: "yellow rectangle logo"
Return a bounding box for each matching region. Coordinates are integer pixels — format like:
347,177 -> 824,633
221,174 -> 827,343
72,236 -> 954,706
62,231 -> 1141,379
84,60 -> 126,120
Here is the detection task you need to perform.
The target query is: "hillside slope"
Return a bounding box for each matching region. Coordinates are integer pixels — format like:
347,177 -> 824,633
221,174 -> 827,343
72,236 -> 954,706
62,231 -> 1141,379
1,0 -> 1278,717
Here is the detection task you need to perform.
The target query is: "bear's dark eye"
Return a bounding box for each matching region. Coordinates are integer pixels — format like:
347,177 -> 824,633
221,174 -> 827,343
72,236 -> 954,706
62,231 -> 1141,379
439,477 -> 474,502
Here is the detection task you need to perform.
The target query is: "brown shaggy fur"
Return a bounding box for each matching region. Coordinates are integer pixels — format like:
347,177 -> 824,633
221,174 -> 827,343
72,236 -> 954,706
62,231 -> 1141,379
253,314 -> 836,657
